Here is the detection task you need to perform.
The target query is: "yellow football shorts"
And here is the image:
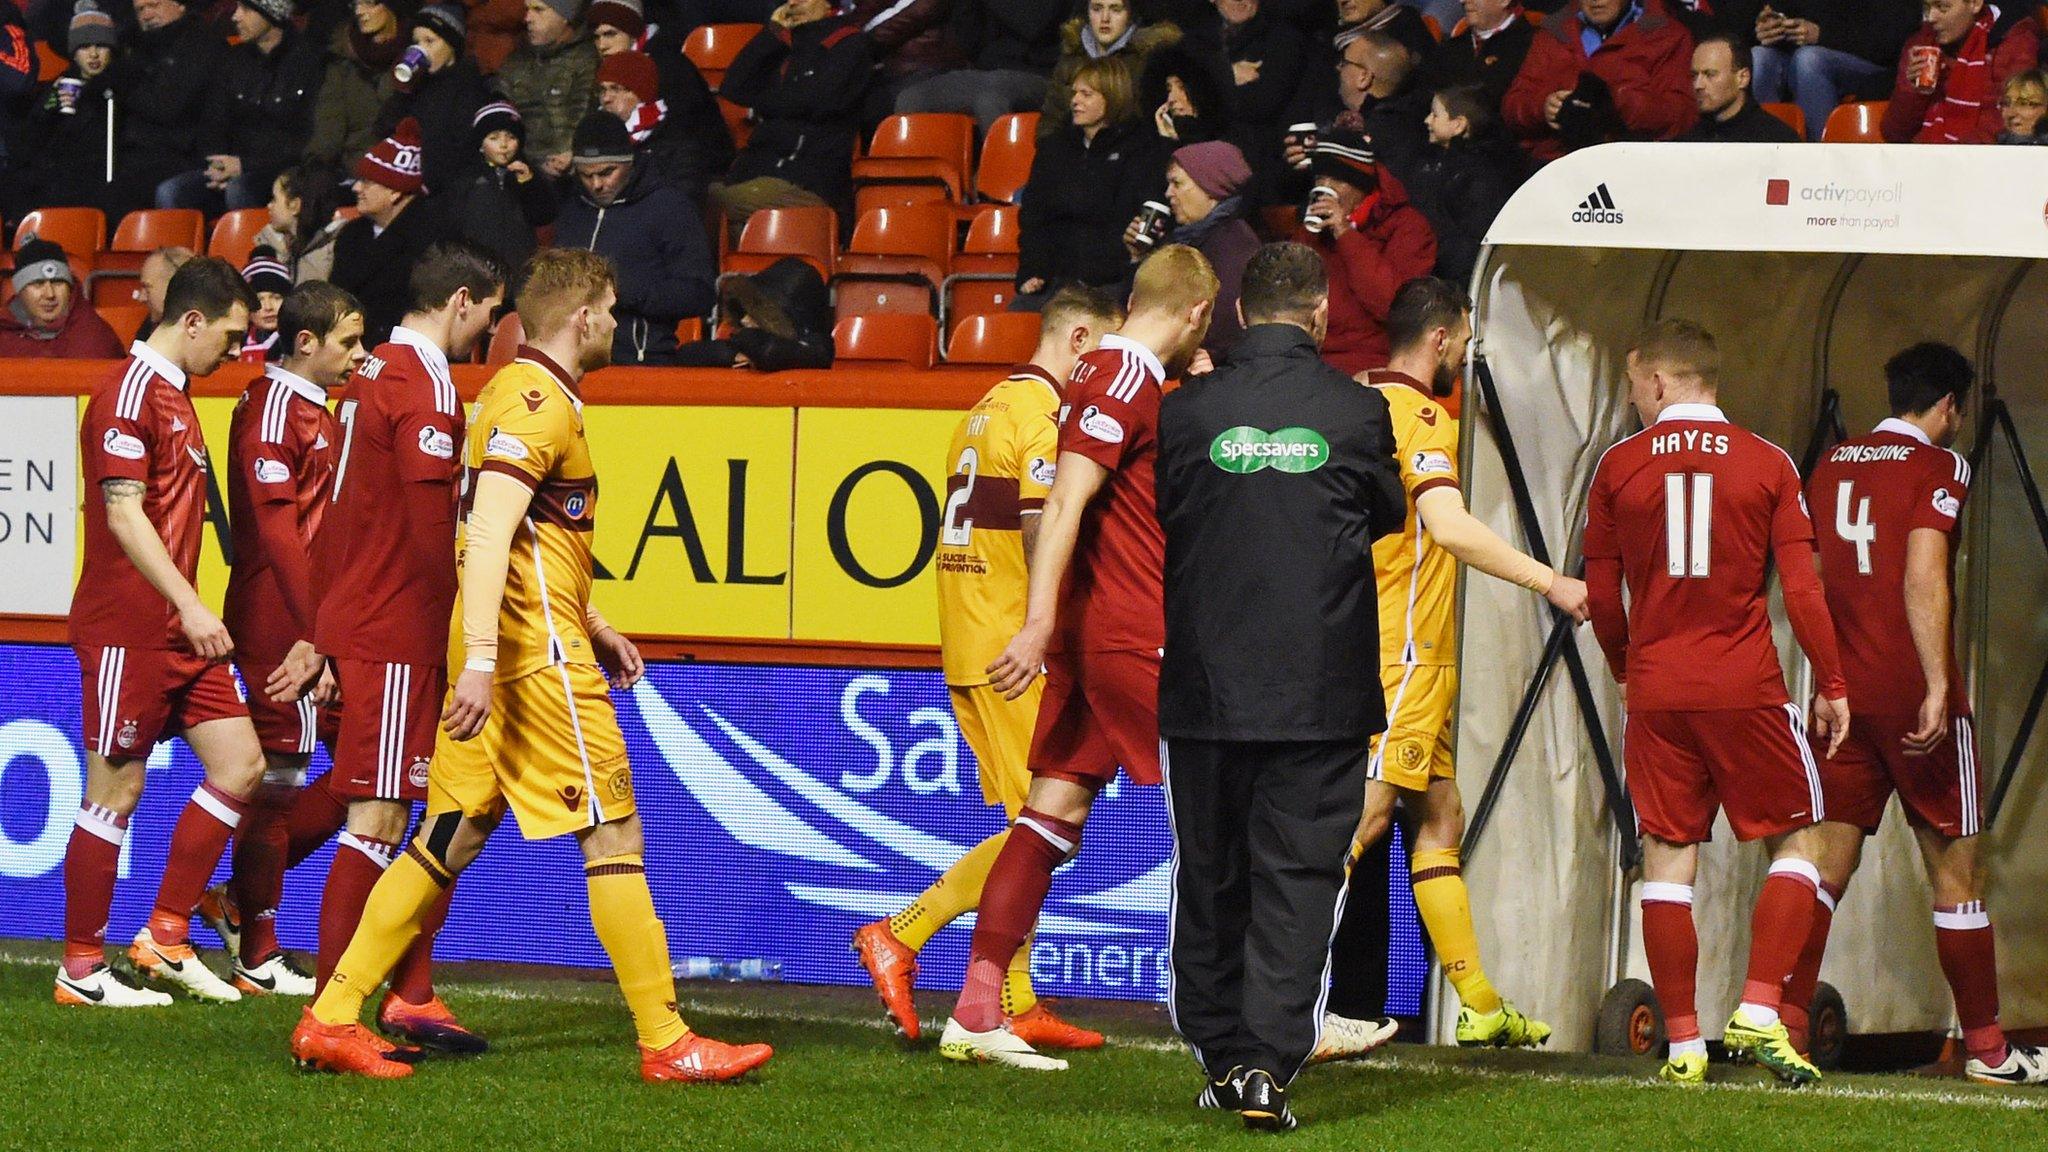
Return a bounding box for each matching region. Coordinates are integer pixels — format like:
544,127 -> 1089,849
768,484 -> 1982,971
427,662 -> 636,841
1369,663 -> 1457,792
950,680 -> 1041,817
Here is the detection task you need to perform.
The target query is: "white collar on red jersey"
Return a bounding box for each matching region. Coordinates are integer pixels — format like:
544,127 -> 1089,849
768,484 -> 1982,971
263,364 -> 326,406
1655,402 -> 1725,424
1873,417 -> 1933,446
128,340 -> 188,391
388,325 -> 454,388
1097,332 -> 1167,385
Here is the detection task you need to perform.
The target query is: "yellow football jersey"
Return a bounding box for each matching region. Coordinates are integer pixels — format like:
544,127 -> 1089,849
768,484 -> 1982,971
936,366 -> 1062,686
452,355 -> 599,681
1366,370 -> 1461,668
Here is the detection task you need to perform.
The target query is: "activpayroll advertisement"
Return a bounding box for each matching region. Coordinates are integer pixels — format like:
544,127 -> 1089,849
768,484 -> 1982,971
0,644 -> 1426,1008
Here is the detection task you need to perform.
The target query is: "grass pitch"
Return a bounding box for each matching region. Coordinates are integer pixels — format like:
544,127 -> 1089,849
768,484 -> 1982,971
3,943 -> 2040,1152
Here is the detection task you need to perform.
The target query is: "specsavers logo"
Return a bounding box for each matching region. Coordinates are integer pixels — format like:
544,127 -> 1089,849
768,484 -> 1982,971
1209,426 -> 1330,474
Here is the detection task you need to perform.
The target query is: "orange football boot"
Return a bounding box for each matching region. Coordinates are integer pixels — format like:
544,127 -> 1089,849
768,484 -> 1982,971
379,993 -> 489,1054
291,1007 -> 416,1079
1006,1003 -> 1104,1050
640,1032 -> 775,1083
851,919 -> 921,1040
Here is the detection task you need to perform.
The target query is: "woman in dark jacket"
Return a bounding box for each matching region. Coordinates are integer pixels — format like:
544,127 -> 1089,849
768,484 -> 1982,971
1139,36 -> 1236,145
375,5 -> 490,198
1123,140 -> 1259,355
1015,56 -> 1168,306
1404,83 -> 1520,284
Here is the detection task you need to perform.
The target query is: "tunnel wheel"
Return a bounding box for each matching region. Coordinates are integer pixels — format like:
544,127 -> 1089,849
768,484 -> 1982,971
1809,981 -> 1848,1071
1595,978 -> 1665,1058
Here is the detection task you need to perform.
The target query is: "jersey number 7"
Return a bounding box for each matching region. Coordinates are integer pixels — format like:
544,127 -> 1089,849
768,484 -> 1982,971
1664,472 -> 1713,578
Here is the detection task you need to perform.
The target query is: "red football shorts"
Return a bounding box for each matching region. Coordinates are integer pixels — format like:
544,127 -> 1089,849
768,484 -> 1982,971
77,644 -> 248,759
330,659 -> 445,802
1814,713 -> 1981,839
237,658 -> 339,757
1626,704 -> 1824,844
1029,648 -> 1161,790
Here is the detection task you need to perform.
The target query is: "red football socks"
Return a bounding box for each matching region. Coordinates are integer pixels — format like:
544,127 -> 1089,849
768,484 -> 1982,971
286,773 -> 350,866
953,808 -> 1081,1033
387,883 -> 454,1005
1781,880 -> 1843,1054
230,784 -> 295,965
1640,883 -> 1699,1042
318,832 -> 397,990
148,782 -> 250,946
1934,901 -> 2006,1065
1739,859 -> 1819,1018
63,803 -> 129,978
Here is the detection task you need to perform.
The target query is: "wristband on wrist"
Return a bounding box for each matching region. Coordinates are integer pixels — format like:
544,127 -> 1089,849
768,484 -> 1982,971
464,657 -> 497,673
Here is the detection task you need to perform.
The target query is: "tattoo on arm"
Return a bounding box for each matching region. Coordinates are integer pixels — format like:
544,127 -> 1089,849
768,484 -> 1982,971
101,478 -> 146,504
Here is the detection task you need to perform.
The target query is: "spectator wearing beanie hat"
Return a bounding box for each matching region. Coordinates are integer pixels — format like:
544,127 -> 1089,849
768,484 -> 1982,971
101,0 -> 231,218
444,99 -> 559,273
240,249 -> 295,362
307,0 -> 412,174
332,119 -> 444,344
1289,128 -> 1435,375
0,237 -> 124,360
376,1 -> 492,195
153,0 -> 326,213
592,48 -> 730,203
1123,139 -> 1260,355
498,0 -> 600,178
5,3 -> 121,219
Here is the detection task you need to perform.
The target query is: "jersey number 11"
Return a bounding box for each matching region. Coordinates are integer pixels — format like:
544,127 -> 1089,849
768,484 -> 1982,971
1665,473 -> 1713,578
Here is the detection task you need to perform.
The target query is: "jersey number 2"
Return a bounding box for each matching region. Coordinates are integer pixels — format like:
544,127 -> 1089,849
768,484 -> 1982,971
1834,481 -> 1876,575
1664,473 -> 1713,577
940,446 -> 980,546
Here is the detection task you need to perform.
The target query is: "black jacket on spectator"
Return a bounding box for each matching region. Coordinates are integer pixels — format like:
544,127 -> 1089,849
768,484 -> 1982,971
209,27 -> 327,194
107,10 -> 227,211
1680,97 -> 1800,143
330,198 -> 441,346
1221,2 -> 1306,195
10,62 -> 118,212
1357,84 -> 1431,184
639,69 -> 735,204
443,162 -> 557,278
948,0 -> 1066,71
553,161 -> 717,366
1142,40 -> 1238,145
849,0 -> 965,81
1403,131 -> 1521,283
673,256 -> 836,370
721,17 -> 873,214
1420,10 -> 1537,103
1,6 -> 36,168
376,58 -> 491,198
1017,116 -> 1167,291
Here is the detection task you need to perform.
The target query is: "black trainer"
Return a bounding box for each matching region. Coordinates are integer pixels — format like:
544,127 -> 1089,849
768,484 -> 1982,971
1236,1068 -> 1297,1132
1196,1065 -> 1246,1110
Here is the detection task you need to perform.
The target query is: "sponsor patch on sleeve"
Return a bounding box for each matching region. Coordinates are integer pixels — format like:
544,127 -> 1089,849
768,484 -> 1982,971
417,426 -> 455,459
1027,456 -> 1057,486
1411,450 -> 1454,475
485,429 -> 531,462
1078,405 -> 1125,445
253,457 -> 291,484
102,429 -> 145,460
1933,487 -> 1960,519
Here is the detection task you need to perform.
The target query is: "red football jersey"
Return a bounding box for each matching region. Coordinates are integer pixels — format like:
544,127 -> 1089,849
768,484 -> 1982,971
312,328 -> 464,666
71,343 -> 212,650
1050,333 -> 1166,654
225,366 -> 341,662
1583,403 -> 1844,712
1807,420 -> 1971,720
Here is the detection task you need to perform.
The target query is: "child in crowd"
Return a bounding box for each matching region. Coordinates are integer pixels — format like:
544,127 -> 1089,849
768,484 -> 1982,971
255,162 -> 351,284
239,250 -> 293,363
444,100 -> 557,278
1998,70 -> 2048,144
1406,82 -> 1523,283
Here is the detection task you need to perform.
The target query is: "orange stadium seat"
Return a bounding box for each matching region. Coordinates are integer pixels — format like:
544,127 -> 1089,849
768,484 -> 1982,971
209,208 -> 271,266
90,274 -> 146,307
12,207 -> 106,261
718,97 -> 753,151
834,313 -> 937,369
684,23 -> 759,91
942,205 -> 1020,324
486,312 -> 526,364
945,313 -> 1040,365
1760,103 -> 1805,139
833,205 -> 955,319
113,208 -> 205,254
1821,101 -> 1887,143
723,205 -> 838,281
853,114 -> 976,218
975,113 -> 1038,204
99,305 -> 149,347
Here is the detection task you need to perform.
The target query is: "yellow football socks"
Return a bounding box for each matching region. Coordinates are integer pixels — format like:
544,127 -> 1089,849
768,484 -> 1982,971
312,846 -> 449,1026
889,828 -> 1008,951
1000,930 -> 1039,1017
1410,846 -> 1503,1016
586,854 -> 690,1051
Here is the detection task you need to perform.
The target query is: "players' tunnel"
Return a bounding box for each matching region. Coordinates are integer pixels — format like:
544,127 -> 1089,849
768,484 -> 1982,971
1441,142 -> 2048,1059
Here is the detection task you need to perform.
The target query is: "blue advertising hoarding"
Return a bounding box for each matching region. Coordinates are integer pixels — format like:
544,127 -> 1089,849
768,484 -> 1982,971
0,643 -> 1424,1010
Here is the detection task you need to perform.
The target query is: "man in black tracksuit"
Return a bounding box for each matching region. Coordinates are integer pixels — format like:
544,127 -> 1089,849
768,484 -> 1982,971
1155,241 -> 1404,1132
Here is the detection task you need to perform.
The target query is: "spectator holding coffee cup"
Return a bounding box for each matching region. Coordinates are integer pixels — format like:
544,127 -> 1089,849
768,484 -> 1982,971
1881,0 -> 2040,144
1123,141 -> 1259,355
1289,128 -> 1436,376
5,2 -> 122,219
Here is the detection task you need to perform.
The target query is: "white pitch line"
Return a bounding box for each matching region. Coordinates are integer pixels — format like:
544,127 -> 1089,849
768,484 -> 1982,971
4,951 -> 2040,1111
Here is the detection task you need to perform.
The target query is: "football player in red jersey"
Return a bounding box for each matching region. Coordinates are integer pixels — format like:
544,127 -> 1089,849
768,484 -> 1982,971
1790,344 -> 2047,1085
272,242 -> 506,1052
59,258 -> 264,1008
194,284 -> 368,998
1583,320 -> 1850,1087
938,245 -> 1220,1070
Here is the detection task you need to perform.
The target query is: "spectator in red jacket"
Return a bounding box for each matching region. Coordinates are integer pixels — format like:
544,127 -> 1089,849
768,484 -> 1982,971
1503,0 -> 1695,164
1289,128 -> 1435,376
0,237 -> 124,359
1881,0 -> 2042,144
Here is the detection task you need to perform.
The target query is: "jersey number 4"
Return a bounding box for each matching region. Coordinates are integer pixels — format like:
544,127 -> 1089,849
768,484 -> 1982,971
1833,480 -> 1876,575
1664,473 -> 1714,577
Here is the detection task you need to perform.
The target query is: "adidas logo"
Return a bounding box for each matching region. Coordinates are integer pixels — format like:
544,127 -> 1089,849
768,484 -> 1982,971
1571,183 -> 1624,224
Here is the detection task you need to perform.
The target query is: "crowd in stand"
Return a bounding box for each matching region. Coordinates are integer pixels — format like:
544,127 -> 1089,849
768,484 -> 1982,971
4,0 -> 2048,366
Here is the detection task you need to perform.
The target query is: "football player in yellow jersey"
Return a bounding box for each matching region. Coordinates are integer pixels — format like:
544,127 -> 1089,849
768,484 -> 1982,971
852,286 -> 1128,1051
1327,278 -> 1589,1055
290,250 -> 773,1083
